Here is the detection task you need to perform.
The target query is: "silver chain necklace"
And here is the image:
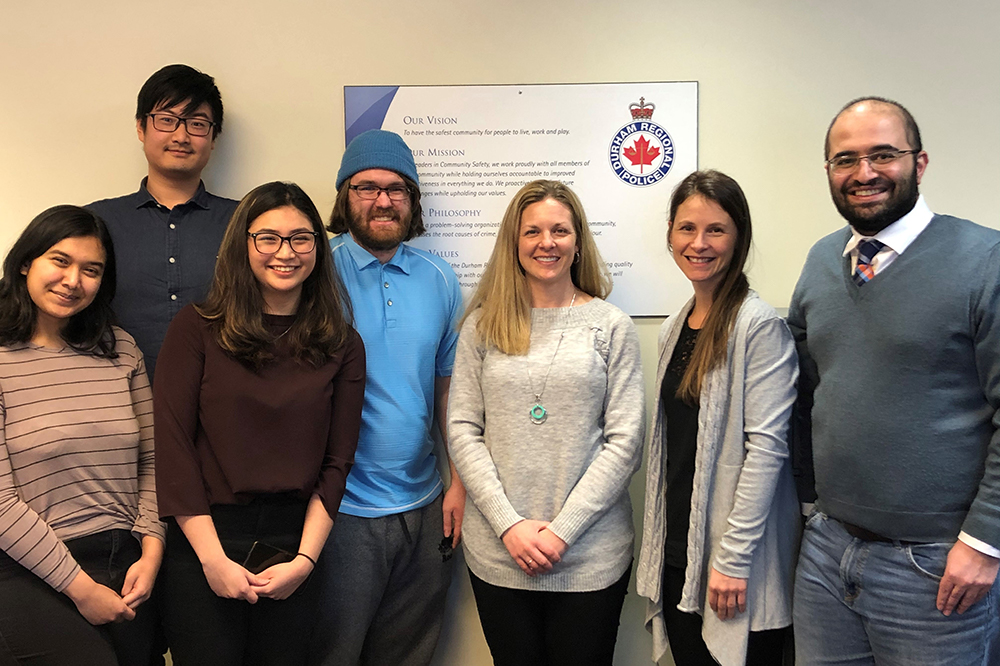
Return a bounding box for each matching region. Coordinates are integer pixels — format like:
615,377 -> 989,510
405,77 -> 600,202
526,291 -> 576,425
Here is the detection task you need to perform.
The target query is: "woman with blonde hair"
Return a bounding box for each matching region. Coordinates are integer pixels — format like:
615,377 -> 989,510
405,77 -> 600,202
636,170 -> 799,666
449,180 -> 645,665
153,182 -> 365,665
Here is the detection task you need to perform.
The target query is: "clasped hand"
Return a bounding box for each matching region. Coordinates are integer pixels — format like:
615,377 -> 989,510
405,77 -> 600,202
203,554 -> 314,603
501,519 -> 567,577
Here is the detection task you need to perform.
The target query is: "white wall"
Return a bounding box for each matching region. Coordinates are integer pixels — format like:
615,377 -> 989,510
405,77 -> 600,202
2,2 -> 997,663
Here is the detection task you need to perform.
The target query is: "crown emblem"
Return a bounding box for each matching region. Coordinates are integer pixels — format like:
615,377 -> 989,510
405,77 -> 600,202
629,97 -> 655,120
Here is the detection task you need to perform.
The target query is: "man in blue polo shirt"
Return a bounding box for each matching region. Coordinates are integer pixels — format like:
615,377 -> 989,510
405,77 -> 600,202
312,130 -> 465,666
88,64 -> 237,379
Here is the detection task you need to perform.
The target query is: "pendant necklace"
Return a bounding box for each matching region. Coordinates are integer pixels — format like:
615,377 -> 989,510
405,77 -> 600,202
526,291 -> 576,425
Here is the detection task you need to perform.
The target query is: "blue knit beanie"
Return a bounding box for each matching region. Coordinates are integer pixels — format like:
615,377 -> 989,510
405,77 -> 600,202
336,130 -> 419,190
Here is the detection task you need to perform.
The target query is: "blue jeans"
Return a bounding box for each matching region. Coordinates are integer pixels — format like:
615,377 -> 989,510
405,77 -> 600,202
793,511 -> 1000,666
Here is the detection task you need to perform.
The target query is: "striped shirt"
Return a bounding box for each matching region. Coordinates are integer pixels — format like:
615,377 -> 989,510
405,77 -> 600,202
0,328 -> 164,592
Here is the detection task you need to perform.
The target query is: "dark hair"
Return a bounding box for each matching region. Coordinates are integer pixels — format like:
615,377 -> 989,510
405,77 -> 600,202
0,205 -> 118,357
136,64 -> 224,138
326,173 -> 426,240
197,182 -> 352,370
824,96 -> 922,158
667,170 -> 752,403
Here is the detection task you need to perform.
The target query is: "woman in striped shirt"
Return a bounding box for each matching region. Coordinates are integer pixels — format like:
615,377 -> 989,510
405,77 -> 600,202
0,205 -> 164,665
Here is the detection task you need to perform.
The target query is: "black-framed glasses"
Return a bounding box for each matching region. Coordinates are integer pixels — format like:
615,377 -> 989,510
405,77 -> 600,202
826,149 -> 919,172
147,113 -> 216,137
248,231 -> 318,254
348,184 -> 411,202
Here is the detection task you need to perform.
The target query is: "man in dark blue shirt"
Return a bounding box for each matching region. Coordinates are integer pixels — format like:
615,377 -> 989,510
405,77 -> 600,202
89,64 -> 237,378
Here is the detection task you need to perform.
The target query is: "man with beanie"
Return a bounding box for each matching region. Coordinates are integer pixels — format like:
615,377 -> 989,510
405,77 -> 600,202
311,130 -> 465,666
89,64 -> 237,379
789,97 -> 1000,664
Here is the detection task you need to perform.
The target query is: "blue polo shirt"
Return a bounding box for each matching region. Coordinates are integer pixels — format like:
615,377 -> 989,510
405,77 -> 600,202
331,233 -> 463,517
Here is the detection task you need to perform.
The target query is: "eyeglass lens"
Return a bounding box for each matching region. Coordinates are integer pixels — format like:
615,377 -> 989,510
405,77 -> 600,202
150,114 -> 214,137
352,185 -> 409,201
829,150 -> 914,171
252,233 -> 316,254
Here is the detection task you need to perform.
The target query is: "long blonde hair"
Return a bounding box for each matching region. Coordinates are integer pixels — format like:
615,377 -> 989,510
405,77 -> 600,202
462,180 -> 612,354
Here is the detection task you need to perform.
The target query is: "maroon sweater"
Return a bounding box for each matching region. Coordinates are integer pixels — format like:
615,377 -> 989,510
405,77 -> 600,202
154,305 -> 365,520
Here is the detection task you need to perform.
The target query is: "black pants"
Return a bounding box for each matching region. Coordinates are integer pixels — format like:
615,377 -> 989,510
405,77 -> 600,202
468,564 -> 631,666
0,529 -> 160,666
160,497 -> 316,666
662,564 -> 790,666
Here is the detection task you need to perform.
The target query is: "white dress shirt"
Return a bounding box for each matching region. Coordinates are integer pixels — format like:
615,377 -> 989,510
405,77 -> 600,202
841,195 -> 1000,559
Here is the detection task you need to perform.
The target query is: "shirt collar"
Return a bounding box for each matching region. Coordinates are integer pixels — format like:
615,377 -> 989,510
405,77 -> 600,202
842,195 -> 933,257
340,232 -> 411,274
135,178 -> 210,210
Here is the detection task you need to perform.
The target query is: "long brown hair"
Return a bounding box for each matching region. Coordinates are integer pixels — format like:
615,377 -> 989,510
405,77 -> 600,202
668,170 -> 752,403
197,182 -> 352,370
463,180 -> 611,354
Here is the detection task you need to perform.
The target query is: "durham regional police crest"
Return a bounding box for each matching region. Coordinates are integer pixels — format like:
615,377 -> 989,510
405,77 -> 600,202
608,97 -> 674,187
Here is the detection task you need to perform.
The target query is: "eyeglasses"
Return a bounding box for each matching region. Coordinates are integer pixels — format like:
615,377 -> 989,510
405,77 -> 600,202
348,184 -> 411,202
826,149 -> 919,173
147,113 -> 216,137
248,231 -> 318,254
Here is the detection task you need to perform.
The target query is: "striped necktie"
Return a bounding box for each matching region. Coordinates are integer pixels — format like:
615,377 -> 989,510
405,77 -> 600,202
853,239 -> 885,286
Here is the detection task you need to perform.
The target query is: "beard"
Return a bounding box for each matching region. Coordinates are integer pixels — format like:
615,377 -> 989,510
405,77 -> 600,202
829,166 -> 920,235
348,204 -> 412,253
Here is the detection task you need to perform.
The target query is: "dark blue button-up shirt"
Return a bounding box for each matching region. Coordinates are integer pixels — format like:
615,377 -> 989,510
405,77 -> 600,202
88,179 -> 237,378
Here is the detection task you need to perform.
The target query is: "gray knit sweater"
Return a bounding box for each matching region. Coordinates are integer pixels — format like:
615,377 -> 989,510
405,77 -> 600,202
448,298 -> 645,592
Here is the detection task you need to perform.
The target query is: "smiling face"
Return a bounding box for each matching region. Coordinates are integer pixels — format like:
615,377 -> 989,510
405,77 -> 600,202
22,236 -> 106,338
347,169 -> 413,254
826,102 -> 928,235
517,197 -> 578,293
137,100 -> 216,181
669,194 -> 738,295
247,206 -> 317,314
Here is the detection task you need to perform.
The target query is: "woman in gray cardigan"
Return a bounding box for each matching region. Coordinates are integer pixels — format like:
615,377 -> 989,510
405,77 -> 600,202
449,180 -> 645,666
635,171 -> 800,666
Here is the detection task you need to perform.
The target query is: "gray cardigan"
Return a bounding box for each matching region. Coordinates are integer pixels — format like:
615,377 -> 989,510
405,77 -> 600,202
449,298 -> 645,592
635,292 -> 800,666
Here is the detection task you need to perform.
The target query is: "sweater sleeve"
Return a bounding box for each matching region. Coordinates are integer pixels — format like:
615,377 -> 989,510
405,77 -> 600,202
153,306 -> 211,518
962,241 -> 1000,550
0,388 -> 81,592
787,270 -> 818,505
127,342 -> 166,543
447,314 -> 525,537
315,329 -> 366,520
546,310 -> 646,546
713,316 -> 799,578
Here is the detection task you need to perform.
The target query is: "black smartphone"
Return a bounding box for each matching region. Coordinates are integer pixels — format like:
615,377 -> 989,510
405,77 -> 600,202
438,535 -> 454,563
242,541 -> 295,574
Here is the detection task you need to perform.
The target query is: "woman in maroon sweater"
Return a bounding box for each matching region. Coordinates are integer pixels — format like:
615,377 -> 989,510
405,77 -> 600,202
153,182 -> 365,665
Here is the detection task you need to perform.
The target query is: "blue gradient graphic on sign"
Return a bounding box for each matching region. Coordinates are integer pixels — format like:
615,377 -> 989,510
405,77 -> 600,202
345,87 -> 399,144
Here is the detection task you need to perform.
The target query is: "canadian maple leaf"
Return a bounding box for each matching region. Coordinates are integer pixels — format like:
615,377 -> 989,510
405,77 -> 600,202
623,135 -> 661,174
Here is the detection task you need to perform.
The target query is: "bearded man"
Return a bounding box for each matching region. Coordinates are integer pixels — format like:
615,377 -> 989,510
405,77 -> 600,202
311,130 -> 465,666
788,97 -> 1000,665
